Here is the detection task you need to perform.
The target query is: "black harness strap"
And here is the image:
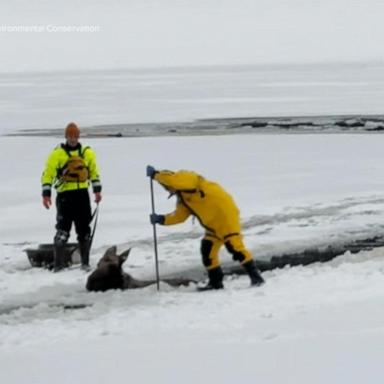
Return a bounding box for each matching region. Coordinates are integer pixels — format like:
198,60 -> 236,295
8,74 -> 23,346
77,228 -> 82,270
224,232 -> 240,240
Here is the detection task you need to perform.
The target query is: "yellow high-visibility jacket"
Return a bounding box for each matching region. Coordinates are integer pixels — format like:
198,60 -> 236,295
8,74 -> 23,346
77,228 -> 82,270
41,143 -> 101,196
154,170 -> 241,240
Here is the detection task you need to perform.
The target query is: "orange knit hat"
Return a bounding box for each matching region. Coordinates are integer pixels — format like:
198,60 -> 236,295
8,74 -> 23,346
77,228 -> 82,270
65,122 -> 80,138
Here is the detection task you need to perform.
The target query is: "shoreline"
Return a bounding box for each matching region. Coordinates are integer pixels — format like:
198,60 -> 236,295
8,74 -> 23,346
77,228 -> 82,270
5,113 -> 384,138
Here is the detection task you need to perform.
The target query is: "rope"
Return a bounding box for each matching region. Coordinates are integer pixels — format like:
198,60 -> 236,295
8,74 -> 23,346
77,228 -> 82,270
88,203 -> 100,250
67,203 -> 99,259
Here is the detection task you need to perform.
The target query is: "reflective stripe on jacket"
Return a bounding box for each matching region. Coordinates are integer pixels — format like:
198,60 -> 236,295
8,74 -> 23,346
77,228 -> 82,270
154,170 -> 241,240
41,143 -> 101,195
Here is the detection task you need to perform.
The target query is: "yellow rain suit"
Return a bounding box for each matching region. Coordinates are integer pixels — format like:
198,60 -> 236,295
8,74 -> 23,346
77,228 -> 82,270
154,170 -> 253,269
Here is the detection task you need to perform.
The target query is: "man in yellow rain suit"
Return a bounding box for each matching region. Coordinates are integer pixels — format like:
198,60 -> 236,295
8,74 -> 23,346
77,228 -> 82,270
147,165 -> 264,290
41,122 -> 102,271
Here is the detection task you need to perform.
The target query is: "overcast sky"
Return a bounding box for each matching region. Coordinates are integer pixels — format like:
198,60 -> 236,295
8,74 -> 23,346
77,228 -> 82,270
1,0 -> 384,72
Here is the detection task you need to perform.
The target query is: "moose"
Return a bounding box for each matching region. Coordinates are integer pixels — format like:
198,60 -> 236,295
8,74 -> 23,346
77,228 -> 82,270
86,246 -> 196,292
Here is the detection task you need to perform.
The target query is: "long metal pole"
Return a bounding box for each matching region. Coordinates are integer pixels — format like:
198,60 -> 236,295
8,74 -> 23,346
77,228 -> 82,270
149,177 -> 160,291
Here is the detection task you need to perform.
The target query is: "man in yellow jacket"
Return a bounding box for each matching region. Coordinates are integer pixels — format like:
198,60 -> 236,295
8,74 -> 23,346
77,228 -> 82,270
41,122 -> 102,271
147,165 -> 264,290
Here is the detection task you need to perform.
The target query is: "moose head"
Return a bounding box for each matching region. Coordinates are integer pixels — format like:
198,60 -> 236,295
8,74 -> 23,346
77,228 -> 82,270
86,246 -> 131,292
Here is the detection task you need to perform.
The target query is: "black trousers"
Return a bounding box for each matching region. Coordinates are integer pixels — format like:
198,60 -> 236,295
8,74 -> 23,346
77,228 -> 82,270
55,189 -> 92,243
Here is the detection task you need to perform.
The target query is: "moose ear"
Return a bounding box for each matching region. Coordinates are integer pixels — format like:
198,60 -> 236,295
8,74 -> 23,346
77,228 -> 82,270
104,246 -> 117,258
119,248 -> 131,265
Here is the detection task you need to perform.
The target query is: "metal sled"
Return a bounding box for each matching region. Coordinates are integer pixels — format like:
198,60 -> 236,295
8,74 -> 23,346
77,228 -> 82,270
24,243 -> 81,269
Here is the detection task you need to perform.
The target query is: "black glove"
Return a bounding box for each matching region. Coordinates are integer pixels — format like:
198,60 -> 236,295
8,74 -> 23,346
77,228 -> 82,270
146,165 -> 157,178
150,213 -> 165,225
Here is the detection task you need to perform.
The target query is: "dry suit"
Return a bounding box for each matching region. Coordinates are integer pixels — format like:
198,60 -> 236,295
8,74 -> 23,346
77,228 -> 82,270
41,142 -> 102,269
153,170 -> 264,288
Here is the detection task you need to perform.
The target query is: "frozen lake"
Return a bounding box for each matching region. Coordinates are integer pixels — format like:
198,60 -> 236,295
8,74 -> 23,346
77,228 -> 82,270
2,62 -> 384,135
2,62 -> 384,383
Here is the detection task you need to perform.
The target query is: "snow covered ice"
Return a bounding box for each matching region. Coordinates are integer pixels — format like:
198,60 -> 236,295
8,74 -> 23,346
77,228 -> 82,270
2,0 -> 384,379
1,59 -> 384,384
1,129 -> 384,383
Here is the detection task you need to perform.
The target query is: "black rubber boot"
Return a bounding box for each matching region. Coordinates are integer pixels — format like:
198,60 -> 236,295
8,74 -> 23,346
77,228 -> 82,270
53,244 -> 66,272
197,267 -> 224,291
243,260 -> 265,286
79,240 -> 91,271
